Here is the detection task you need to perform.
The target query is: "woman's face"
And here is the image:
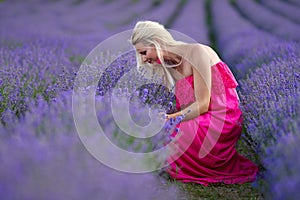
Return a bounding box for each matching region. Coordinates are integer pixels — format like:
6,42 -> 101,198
134,42 -> 160,64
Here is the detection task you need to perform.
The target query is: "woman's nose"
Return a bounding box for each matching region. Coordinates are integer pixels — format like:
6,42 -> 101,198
142,55 -> 147,62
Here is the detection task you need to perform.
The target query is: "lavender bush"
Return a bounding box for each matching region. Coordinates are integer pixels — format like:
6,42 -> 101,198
211,1 -> 300,199
263,131 -> 300,200
0,30 -> 184,198
171,0 -> 209,44
0,37 -> 82,123
0,90 -> 184,200
233,35 -> 300,200
233,0 -> 300,41
260,0 -> 300,24
230,41 -> 300,79
75,49 -> 178,153
0,0 -> 151,44
284,0 -> 300,7
2,0 -> 300,198
238,56 -> 300,155
96,50 -> 176,109
211,0 -> 278,69
135,0 -> 181,26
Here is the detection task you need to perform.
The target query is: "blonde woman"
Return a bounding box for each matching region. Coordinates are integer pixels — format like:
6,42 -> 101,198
130,21 -> 258,186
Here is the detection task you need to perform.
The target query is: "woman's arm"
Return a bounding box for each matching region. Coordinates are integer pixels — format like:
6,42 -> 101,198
166,44 -> 212,122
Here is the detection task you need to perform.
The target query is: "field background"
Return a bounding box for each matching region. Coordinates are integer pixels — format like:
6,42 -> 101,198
0,0 -> 299,199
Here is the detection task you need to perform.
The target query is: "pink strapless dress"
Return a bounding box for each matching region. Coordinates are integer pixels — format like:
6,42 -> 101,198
166,61 -> 258,186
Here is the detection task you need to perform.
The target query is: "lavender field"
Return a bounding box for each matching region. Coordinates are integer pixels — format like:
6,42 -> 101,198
1,0 -> 299,199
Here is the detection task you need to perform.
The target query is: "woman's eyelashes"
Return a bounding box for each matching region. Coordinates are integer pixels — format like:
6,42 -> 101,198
140,51 -> 147,55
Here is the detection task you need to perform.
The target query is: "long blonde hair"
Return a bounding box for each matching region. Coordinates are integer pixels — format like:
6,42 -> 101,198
130,21 -> 185,89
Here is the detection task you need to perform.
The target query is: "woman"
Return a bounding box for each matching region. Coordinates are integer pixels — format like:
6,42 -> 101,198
130,20 -> 258,186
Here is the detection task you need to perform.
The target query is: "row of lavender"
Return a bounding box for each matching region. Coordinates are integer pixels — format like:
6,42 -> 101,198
0,90 -> 183,200
0,0 -> 209,121
234,0 -> 300,41
259,0 -> 300,24
0,0 -> 209,199
0,39 -> 184,198
212,1 -> 300,199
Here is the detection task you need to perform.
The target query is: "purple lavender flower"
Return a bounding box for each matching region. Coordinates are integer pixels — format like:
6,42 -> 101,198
234,0 -> 300,41
260,0 -> 300,24
0,91 -> 184,200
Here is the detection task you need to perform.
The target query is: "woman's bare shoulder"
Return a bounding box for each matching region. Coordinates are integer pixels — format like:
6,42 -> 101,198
183,43 -> 203,50
183,43 -> 211,55
190,43 -> 221,64
183,43 -> 210,60
182,43 -> 221,68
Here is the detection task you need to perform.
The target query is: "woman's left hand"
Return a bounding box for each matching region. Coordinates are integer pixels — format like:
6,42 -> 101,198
165,112 -> 181,120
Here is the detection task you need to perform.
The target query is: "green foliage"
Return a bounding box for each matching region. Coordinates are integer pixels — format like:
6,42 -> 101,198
175,181 -> 263,200
152,0 -> 162,7
205,0 -> 217,51
72,0 -> 84,5
229,0 -> 236,5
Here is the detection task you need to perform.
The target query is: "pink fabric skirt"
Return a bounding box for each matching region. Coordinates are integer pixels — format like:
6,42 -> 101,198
166,61 -> 258,186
